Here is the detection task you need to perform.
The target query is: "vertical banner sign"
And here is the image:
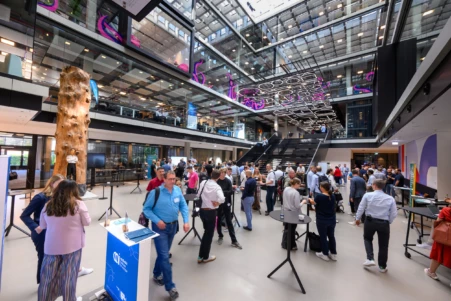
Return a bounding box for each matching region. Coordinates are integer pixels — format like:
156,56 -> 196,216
409,163 -> 416,207
0,156 -> 10,291
187,102 -> 198,130
235,123 -> 245,139
105,232 -> 139,301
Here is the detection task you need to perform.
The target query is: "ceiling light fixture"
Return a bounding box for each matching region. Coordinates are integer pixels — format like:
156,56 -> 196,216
319,11 -> 324,16
357,70 -> 363,74
380,25 -> 386,30
392,142 -> 399,145
421,57 -> 425,61
319,45 -> 324,49
303,50 -> 307,53
358,32 -> 363,37
1,38 -> 15,46
1,52 -> 7,56
101,55 -> 106,59
98,85 -> 104,88
288,55 -> 292,58
245,62 -> 249,65
246,34 -> 250,37
119,92 -> 126,95
263,36 -> 267,39
84,48 -> 89,52
29,48 -> 33,53
337,39 -> 343,43
232,49 -> 235,52
337,4 -> 342,8
65,41 -> 71,45
423,10 -> 434,16
379,36 -> 383,39
288,24 -> 292,28
337,75 -> 343,78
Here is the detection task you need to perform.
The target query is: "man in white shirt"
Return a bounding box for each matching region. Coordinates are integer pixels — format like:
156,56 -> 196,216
311,166 -> 326,197
66,148 -> 78,181
307,166 -> 317,197
296,164 -> 305,174
197,170 -> 225,263
285,163 -> 294,174
341,164 -> 350,185
240,166 -> 249,188
264,164 -> 276,216
274,166 -> 284,182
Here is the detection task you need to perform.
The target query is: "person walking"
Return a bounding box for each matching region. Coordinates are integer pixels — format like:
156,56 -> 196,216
147,167 -> 165,192
216,168 -> 242,249
341,164 -> 349,185
241,170 -> 256,231
186,166 -> 198,194
348,169 -> 367,224
394,168 -> 405,204
282,178 -> 306,250
307,182 -> 337,261
20,174 -> 64,284
307,166 -> 317,197
143,170 -> 189,300
263,164 -> 276,215
197,170 -> 225,263
333,166 -> 342,185
355,180 -> 397,272
38,180 -> 91,301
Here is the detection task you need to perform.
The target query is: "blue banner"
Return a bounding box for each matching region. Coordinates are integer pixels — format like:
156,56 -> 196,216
187,102 -> 197,129
90,79 -> 99,105
105,232 -> 139,301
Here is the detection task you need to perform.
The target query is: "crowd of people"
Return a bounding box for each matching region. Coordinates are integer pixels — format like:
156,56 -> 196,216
18,157 -> 450,301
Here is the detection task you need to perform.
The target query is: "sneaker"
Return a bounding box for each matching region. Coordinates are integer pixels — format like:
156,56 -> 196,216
243,226 -> 252,231
78,267 -> 93,277
77,297 -> 82,301
202,255 -> 216,263
424,268 -> 439,280
265,211 -> 269,216
316,252 -> 330,261
232,242 -> 243,249
169,288 -> 179,300
379,266 -> 388,273
328,254 -> 337,261
197,257 -> 203,264
153,275 -> 164,286
348,221 -> 356,226
218,237 -> 223,245
292,246 -> 298,251
416,242 -> 432,250
363,259 -> 376,267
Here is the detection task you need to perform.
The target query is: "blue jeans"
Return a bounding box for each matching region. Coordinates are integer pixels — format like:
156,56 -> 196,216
266,186 -> 276,212
385,184 -> 394,196
152,222 -> 177,291
342,175 -> 347,184
316,218 -> 337,256
242,197 -> 254,229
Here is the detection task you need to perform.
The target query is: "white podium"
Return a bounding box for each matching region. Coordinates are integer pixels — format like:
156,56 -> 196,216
101,218 -> 158,301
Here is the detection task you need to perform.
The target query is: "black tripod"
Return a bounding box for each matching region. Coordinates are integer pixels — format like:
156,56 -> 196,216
178,194 -> 202,245
231,192 -> 241,227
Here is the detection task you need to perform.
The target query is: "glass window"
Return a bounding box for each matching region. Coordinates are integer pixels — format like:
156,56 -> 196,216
169,0 -> 194,20
131,7 -> 191,72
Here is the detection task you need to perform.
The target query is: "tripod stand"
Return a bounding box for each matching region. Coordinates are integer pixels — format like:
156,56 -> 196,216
178,194 -> 202,245
231,192 -> 241,227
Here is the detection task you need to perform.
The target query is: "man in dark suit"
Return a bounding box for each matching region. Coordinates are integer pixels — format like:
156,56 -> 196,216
349,169 -> 367,226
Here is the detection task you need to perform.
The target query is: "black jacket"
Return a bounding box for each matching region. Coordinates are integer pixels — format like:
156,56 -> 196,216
217,178 -> 233,204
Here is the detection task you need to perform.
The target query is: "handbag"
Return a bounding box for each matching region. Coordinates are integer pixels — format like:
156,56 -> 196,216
334,192 -> 343,201
432,220 -> 451,246
307,232 -> 322,252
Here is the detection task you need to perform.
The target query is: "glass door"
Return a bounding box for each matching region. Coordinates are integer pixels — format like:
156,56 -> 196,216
6,149 -> 30,189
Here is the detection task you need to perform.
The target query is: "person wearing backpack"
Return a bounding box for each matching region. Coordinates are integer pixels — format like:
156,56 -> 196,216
143,170 -> 189,301
311,166 -> 329,198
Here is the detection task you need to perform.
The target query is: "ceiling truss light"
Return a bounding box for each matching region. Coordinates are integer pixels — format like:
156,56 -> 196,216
319,45 -> 324,49
337,39 -> 342,43
380,25 -> 386,30
84,48 -> 89,52
337,75 -> 343,78
1,52 -> 7,56
423,10 -> 434,16
357,71 -> 363,74
119,91 -> 126,95
1,38 -> 15,46
392,142 -> 399,145
319,11 -> 324,16
337,4 -> 342,8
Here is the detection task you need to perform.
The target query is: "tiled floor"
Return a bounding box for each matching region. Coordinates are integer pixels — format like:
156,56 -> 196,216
1,181 -> 450,301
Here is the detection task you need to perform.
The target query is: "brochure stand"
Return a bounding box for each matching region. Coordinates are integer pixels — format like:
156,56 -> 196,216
101,218 -> 159,301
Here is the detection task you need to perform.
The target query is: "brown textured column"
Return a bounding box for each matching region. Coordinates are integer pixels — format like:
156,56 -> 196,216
53,66 -> 91,192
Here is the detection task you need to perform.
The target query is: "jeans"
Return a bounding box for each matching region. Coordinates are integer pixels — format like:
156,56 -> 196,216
242,197 -> 254,229
316,218 -> 337,256
334,176 -> 341,185
217,202 -> 237,243
282,223 -> 297,249
353,197 -> 366,222
342,175 -> 347,184
266,186 -> 276,212
31,229 -> 46,284
151,222 -> 177,291
363,218 -> 390,268
199,209 -> 217,260
384,183 -> 393,195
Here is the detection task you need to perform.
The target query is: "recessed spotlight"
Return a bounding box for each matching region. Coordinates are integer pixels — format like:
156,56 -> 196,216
288,24 -> 292,29
357,71 -> 363,74
101,55 -> 106,59
392,142 -> 399,145
119,92 -> 126,95
65,41 -> 71,45
303,50 -> 308,53
288,55 -> 292,58
246,34 -> 250,37
140,97 -> 146,100
337,4 -> 342,8
380,25 -> 386,30
139,71 -> 143,74
116,61 -> 120,64
46,33 -> 49,36
251,67 -> 254,70
421,57 -> 425,61
232,49 -> 236,52
358,32 -> 363,37
216,79 -> 219,81
337,39 -> 343,43
1,38 -> 15,46
98,85 -> 104,88
249,42 -> 252,45
84,48 -> 89,52
181,83 -> 184,85
423,10 -> 434,16
245,62 -> 249,65
1,51 -> 7,56
319,45 -> 324,49
43,73 -> 47,75
337,75 -> 342,78
319,11 -> 324,16
379,36 -> 383,39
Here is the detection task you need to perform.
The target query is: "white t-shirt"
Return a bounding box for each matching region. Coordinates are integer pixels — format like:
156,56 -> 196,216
266,170 -> 276,187
66,155 -> 78,164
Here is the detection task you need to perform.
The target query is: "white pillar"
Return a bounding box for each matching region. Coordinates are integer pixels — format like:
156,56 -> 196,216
184,142 -> 191,159
437,132 -> 451,199
274,115 -> 279,132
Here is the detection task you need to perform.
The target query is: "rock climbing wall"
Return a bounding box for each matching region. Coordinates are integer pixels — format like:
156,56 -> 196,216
53,66 -> 91,190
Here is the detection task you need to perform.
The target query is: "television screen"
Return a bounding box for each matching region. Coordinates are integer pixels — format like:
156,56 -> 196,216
87,153 -> 106,169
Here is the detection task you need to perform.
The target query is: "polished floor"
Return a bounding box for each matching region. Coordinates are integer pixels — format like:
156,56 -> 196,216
1,180 -> 450,301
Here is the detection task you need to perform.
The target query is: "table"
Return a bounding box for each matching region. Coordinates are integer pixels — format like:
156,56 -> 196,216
20,189 -> 35,200
130,171 -> 146,194
178,194 -> 202,245
98,182 -> 124,221
268,210 -> 311,294
5,189 -> 33,237
402,206 -> 437,259
393,186 -> 411,208
295,203 -> 311,252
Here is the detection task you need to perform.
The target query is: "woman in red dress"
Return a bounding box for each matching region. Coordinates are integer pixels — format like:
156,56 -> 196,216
424,198 -> 451,283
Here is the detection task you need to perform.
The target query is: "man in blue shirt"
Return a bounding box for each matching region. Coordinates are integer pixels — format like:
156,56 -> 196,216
307,166 -> 317,197
355,179 -> 397,273
163,161 -> 172,172
143,171 -> 189,301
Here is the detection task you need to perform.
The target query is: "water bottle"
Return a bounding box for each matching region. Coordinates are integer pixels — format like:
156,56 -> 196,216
280,205 -> 284,219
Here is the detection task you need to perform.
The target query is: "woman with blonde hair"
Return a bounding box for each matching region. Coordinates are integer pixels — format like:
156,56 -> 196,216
253,169 -> 263,207
21,174 -> 64,284
38,180 -> 91,301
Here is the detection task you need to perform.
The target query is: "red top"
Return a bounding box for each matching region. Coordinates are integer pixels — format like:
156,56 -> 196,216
146,177 -> 164,192
333,168 -> 342,177
430,207 -> 451,268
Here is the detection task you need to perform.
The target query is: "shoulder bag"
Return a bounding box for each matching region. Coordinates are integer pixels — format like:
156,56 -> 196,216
138,188 -> 161,227
432,219 -> 451,246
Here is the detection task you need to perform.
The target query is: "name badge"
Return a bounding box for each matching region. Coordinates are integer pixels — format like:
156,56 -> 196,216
174,198 -> 180,203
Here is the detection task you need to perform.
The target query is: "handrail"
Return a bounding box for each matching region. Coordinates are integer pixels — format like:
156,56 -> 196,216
253,144 -> 274,165
307,130 -> 331,171
237,131 -> 279,165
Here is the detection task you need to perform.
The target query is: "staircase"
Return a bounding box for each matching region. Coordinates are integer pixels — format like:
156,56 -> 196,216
237,132 -> 280,166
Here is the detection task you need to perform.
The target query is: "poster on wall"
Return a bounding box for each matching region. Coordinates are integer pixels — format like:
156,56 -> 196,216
235,123 -> 245,139
409,163 -> 416,206
187,102 -> 197,130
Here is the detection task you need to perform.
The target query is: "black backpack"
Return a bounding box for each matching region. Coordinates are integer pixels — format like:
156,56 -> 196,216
199,172 -> 208,182
138,188 -> 160,227
317,173 -> 329,184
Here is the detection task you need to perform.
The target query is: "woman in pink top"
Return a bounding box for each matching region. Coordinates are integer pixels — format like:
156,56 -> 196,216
38,180 -> 91,301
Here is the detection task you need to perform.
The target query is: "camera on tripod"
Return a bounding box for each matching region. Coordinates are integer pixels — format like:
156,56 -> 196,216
192,196 -> 202,217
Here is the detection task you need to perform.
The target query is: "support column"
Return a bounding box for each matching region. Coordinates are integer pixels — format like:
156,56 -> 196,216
437,132 -> 451,199
184,142 -> 191,159
232,147 -> 237,161
274,115 -> 279,133
86,0 -> 98,32
233,116 -> 238,138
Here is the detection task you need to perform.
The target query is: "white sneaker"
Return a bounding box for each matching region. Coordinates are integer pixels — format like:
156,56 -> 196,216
416,242 -> 432,250
78,267 -> 94,277
328,254 -> 337,261
363,259 -> 376,267
379,267 -> 388,273
77,297 -> 82,301
348,221 -> 356,226
316,252 -> 330,261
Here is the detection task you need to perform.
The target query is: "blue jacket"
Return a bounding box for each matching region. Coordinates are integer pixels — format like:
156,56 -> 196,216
350,176 -> 367,199
242,177 -> 256,199
20,192 -> 50,232
143,184 -> 189,225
